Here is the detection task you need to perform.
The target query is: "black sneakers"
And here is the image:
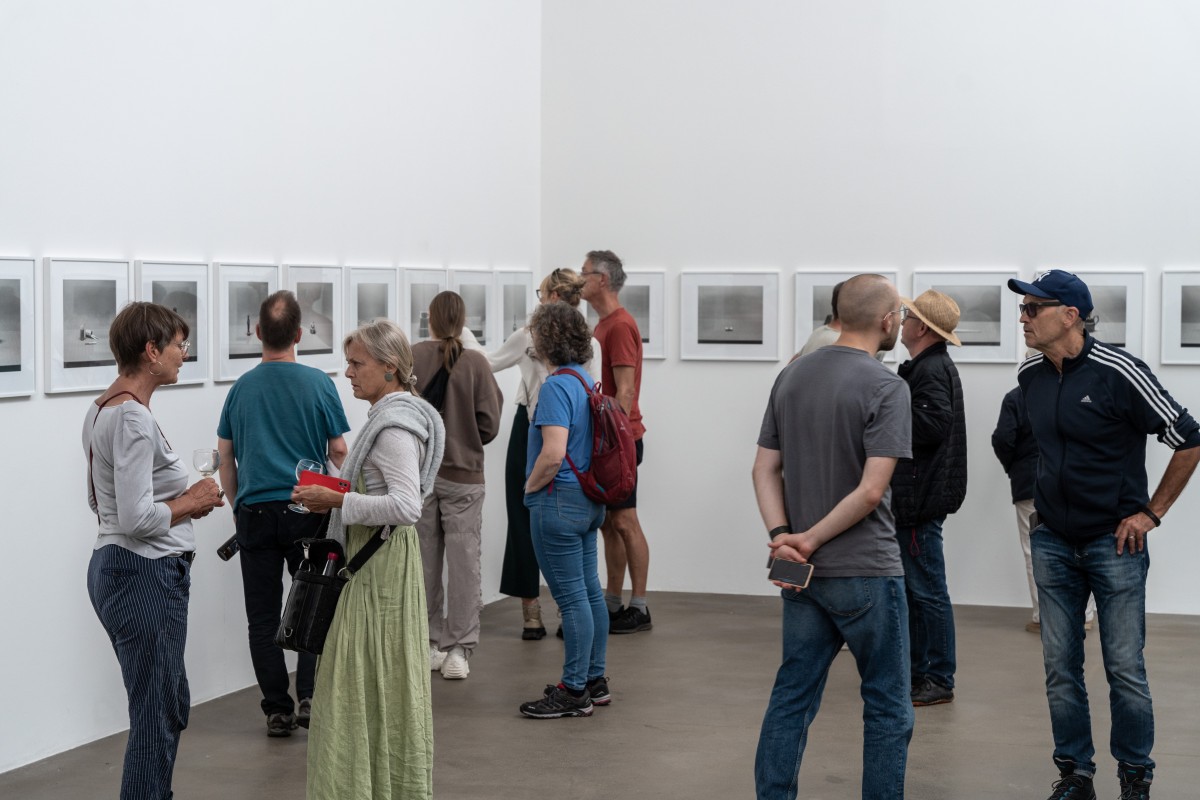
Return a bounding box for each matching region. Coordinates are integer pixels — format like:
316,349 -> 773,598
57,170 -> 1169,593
1047,773 -> 1096,800
1119,765 -> 1151,800
296,698 -> 312,729
910,677 -> 954,706
521,684 -> 594,719
610,605 -> 652,634
544,676 -> 611,706
266,711 -> 298,737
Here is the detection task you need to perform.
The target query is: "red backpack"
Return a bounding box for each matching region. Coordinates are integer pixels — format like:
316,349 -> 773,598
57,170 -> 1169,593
552,368 -> 638,505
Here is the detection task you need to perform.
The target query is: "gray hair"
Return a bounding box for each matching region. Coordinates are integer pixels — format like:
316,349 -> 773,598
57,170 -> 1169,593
587,249 -> 626,293
343,318 -> 418,393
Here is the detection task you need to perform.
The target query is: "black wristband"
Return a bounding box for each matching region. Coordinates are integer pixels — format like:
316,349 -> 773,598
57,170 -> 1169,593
1140,506 -> 1162,527
769,525 -> 791,539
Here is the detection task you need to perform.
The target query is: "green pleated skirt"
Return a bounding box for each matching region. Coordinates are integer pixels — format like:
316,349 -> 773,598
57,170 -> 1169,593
306,523 -> 433,800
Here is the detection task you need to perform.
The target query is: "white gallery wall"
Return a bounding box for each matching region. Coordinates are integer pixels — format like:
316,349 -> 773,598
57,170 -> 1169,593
543,3 -> 1200,609
0,1 -> 540,772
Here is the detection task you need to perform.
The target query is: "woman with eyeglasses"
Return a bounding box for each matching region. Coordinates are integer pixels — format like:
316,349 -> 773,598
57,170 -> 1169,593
484,269 -> 602,640
84,302 -> 224,799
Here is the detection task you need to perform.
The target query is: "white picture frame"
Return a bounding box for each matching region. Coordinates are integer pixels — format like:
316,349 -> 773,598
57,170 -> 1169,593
1065,269 -> 1145,358
1161,269 -> 1200,365
285,265 -> 343,373
135,260 -> 210,385
44,258 -> 131,394
680,271 -> 779,361
216,263 -> 279,381
345,266 -> 398,331
402,267 -> 447,344
586,270 -> 667,360
448,268 -> 494,348
495,270 -> 535,344
0,257 -> 37,397
794,268 -> 899,362
910,269 -> 1020,363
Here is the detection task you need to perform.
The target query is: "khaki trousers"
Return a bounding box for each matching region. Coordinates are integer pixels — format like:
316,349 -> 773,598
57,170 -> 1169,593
418,477 -> 485,653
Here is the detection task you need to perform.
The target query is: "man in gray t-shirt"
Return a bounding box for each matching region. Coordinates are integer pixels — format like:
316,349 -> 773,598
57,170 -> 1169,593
752,274 -> 915,799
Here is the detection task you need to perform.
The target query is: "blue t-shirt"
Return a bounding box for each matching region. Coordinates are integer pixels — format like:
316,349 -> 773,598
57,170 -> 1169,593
527,364 -> 593,485
216,361 -> 350,508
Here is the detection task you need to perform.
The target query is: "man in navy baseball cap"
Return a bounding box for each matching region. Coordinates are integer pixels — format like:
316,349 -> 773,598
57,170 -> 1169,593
1007,269 -> 1094,319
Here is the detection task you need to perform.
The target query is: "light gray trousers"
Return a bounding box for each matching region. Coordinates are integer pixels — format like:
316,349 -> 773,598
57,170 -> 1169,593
418,477 -> 486,654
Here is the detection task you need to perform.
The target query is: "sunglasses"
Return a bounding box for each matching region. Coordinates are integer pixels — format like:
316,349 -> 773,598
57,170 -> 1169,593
1019,301 -> 1063,318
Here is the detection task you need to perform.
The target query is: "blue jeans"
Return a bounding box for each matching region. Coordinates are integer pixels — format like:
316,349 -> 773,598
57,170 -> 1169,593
88,545 -> 191,800
755,576 -> 913,800
525,481 -> 607,690
1031,525 -> 1154,780
897,517 -> 956,688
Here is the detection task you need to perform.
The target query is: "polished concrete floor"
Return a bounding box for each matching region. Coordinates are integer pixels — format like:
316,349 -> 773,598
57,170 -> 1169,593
5,593 -> 1200,799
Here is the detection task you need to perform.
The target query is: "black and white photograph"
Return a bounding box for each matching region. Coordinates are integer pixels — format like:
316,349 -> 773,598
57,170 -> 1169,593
0,258 -> 36,397
216,263 -> 279,381
912,269 -> 1020,362
1182,286 -> 1200,347
1160,271 -> 1200,364
403,268 -> 447,344
45,258 -> 131,393
681,271 -> 779,361
286,266 -> 343,372
346,266 -> 397,329
136,260 -> 211,385
793,270 -> 899,361
449,270 -> 493,346
495,271 -> 534,338
1071,270 -> 1144,357
588,282 -> 654,348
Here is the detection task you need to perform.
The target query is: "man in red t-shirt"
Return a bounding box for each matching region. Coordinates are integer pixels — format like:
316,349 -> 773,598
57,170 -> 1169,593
580,250 -> 653,634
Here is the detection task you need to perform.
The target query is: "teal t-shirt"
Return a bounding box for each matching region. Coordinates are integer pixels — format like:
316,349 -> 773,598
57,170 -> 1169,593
216,361 -> 350,508
527,364 -> 593,485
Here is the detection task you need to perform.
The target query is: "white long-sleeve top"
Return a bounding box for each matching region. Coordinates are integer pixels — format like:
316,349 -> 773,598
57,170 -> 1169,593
485,327 -> 602,416
339,398 -> 425,527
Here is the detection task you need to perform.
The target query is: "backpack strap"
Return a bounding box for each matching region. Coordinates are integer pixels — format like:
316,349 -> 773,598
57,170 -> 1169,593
551,367 -> 596,396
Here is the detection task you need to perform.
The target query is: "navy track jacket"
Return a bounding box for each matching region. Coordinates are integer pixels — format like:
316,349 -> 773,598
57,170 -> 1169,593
1017,334 -> 1200,541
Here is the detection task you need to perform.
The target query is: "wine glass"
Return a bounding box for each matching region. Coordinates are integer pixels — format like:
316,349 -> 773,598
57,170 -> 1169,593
193,449 -> 220,478
289,458 -> 324,514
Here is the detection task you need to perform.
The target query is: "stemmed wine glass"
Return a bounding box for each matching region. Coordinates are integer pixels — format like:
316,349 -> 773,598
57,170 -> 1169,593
193,449 -> 220,478
289,459 -> 324,513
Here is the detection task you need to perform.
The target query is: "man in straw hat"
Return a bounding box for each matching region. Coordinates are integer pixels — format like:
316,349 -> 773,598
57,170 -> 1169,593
891,289 -> 968,708
1010,269 -> 1200,800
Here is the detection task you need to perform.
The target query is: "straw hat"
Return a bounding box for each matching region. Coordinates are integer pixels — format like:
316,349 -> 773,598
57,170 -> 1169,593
899,289 -> 962,347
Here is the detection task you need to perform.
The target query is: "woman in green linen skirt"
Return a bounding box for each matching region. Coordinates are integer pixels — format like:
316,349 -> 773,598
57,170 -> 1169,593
292,319 -> 446,800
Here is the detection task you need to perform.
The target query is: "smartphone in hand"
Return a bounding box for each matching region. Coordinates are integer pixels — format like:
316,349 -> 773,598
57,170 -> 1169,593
768,558 -> 814,589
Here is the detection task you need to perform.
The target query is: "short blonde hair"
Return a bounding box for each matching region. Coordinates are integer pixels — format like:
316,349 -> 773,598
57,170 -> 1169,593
343,319 -> 418,393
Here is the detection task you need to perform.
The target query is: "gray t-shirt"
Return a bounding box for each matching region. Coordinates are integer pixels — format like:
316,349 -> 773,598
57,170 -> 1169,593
758,346 -> 911,577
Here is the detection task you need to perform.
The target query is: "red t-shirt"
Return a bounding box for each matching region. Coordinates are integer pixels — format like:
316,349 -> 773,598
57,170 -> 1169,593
593,306 -> 645,440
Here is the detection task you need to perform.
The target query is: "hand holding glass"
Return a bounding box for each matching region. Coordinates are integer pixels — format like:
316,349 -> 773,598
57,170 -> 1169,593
289,459 -> 324,513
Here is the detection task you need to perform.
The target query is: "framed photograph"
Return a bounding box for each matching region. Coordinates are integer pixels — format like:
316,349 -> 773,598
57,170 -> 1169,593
44,258 -> 131,393
346,266 -> 398,330
402,268 -> 447,344
135,260 -> 210,385
285,265 -> 343,373
1161,269 -> 1200,364
1065,269 -> 1144,357
586,270 -> 667,359
794,269 -> 899,361
0,258 -> 36,397
910,269 -> 1020,363
449,269 -> 494,347
495,270 -> 534,344
680,271 -> 779,361
216,263 -> 279,381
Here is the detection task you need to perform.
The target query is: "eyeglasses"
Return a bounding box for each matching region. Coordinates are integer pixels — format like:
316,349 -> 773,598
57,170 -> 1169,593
581,269 -> 600,280
1018,301 -> 1063,318
176,340 -> 191,355
884,307 -> 907,323
535,289 -> 543,299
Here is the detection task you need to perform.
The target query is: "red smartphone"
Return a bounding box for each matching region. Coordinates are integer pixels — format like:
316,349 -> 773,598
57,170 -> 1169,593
768,558 -> 814,589
298,470 -> 351,493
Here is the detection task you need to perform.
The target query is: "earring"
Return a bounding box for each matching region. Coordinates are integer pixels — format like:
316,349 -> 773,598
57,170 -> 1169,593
384,371 -> 395,382
148,361 -> 163,377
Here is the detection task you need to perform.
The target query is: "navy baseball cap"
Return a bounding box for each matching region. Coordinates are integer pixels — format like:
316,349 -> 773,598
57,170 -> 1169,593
1007,270 -> 1093,319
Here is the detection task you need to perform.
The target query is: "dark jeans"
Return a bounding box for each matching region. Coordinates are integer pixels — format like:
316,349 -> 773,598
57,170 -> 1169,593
897,516 -> 956,689
87,545 -> 191,800
236,501 -> 321,715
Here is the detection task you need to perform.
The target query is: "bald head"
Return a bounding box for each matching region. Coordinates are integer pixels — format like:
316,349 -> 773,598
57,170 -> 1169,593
837,274 -> 899,332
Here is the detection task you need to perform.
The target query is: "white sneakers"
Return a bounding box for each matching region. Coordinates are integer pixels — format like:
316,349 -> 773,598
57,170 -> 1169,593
429,646 -> 447,672
440,645 -> 470,680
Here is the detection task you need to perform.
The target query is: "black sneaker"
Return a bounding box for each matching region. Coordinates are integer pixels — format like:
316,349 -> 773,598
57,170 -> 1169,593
586,676 -> 611,706
296,698 -> 312,729
521,684 -> 594,719
610,605 -> 652,634
1047,773 -> 1096,800
267,712 -> 298,737
911,677 -> 954,706
1119,765 -> 1151,800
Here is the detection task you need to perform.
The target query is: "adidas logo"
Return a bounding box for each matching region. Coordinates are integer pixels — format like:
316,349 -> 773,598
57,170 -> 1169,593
1080,395 -> 1092,404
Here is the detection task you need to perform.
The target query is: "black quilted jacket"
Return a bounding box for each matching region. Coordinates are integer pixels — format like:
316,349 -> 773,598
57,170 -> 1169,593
891,342 -> 967,528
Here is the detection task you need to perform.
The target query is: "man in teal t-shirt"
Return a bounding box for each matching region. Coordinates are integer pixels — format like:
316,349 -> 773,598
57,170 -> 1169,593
217,290 -> 349,738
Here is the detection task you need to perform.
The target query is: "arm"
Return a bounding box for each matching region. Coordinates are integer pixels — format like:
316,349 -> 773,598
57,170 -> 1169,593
612,365 -> 636,416
909,370 -> 954,448
218,437 -> 238,509
475,358 -> 504,445
486,327 -> 528,372
303,428 -> 424,524
990,393 -> 1019,473
326,435 -> 348,471
525,425 -> 567,493
1115,445 -> 1200,554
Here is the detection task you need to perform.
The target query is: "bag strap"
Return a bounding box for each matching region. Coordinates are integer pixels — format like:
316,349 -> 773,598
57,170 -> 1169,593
551,367 -> 596,397
88,390 -> 170,519
343,526 -> 392,576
